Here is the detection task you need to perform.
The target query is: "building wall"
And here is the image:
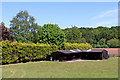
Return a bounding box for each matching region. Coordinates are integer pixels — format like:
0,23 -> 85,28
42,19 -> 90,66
93,48 -> 119,56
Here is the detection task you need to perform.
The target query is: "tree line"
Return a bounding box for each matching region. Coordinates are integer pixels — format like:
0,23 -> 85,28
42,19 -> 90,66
1,10 -> 119,48
63,26 -> 119,48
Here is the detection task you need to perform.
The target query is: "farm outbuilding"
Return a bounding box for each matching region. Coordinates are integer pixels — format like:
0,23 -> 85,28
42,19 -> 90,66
50,49 -> 109,61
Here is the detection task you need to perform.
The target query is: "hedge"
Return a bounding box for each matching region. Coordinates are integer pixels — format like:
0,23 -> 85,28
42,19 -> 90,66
2,40 -> 92,64
2,40 -> 58,64
64,43 -> 92,50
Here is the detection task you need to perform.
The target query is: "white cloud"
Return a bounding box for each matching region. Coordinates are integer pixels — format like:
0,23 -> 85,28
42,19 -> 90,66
94,18 -> 117,26
91,8 -> 118,27
92,8 -> 118,20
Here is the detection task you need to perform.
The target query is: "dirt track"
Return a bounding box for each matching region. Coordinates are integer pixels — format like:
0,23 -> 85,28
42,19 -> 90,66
94,48 -> 119,56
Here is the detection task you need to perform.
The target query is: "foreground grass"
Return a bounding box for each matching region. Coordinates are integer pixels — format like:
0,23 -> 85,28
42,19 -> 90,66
2,57 -> 118,78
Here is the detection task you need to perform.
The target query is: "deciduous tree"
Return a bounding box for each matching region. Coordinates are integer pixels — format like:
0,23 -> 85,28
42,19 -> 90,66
38,24 -> 65,46
10,11 -> 40,43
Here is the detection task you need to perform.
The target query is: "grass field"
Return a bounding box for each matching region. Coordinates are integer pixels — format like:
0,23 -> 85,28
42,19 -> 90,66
2,57 -> 118,78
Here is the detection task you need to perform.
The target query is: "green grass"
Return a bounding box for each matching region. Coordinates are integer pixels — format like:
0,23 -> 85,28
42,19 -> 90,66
2,57 -> 118,78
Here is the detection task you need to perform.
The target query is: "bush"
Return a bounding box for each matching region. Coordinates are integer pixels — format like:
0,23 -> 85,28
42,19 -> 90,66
2,40 -> 59,64
99,38 -> 106,45
92,44 -> 109,48
100,44 -> 109,48
107,38 -> 120,48
78,38 -> 87,43
95,44 -> 101,48
38,24 -> 65,46
2,40 -> 92,64
64,43 -> 92,50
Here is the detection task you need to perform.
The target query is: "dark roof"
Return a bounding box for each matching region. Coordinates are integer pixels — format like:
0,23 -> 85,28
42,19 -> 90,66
58,49 -> 105,54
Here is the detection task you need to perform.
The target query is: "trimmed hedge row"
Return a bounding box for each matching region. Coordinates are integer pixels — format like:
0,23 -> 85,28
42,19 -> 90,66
64,43 -> 92,50
2,40 -> 58,64
2,40 -> 92,64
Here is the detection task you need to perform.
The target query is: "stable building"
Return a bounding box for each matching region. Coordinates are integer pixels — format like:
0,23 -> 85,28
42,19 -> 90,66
50,49 -> 109,61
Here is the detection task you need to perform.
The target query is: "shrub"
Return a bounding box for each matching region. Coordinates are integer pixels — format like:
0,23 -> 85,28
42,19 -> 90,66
2,40 -> 92,64
107,38 -> 120,48
78,38 -> 87,43
64,43 -> 92,50
93,44 -> 100,48
92,44 -> 109,48
38,24 -> 65,46
2,40 -> 58,64
100,44 -> 109,48
99,38 -> 106,45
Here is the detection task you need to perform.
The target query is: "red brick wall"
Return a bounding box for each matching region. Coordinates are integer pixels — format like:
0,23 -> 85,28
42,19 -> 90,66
93,48 -> 119,56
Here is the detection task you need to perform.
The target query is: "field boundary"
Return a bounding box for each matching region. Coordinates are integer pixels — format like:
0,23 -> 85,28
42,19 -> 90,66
94,48 -> 119,56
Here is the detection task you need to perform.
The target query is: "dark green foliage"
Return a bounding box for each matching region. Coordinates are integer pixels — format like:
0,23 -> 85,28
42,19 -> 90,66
38,24 -> 65,46
6,10 -> 119,48
94,44 -> 109,48
78,38 -> 87,43
64,26 -> 119,48
89,39 -> 97,44
94,44 -> 101,48
64,26 -> 82,43
95,38 -> 109,48
3,10 -> 119,48
99,38 -> 106,45
100,44 -> 109,48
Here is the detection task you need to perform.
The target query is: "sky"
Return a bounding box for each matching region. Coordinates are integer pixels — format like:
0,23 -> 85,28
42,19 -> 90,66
2,2 -> 118,29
